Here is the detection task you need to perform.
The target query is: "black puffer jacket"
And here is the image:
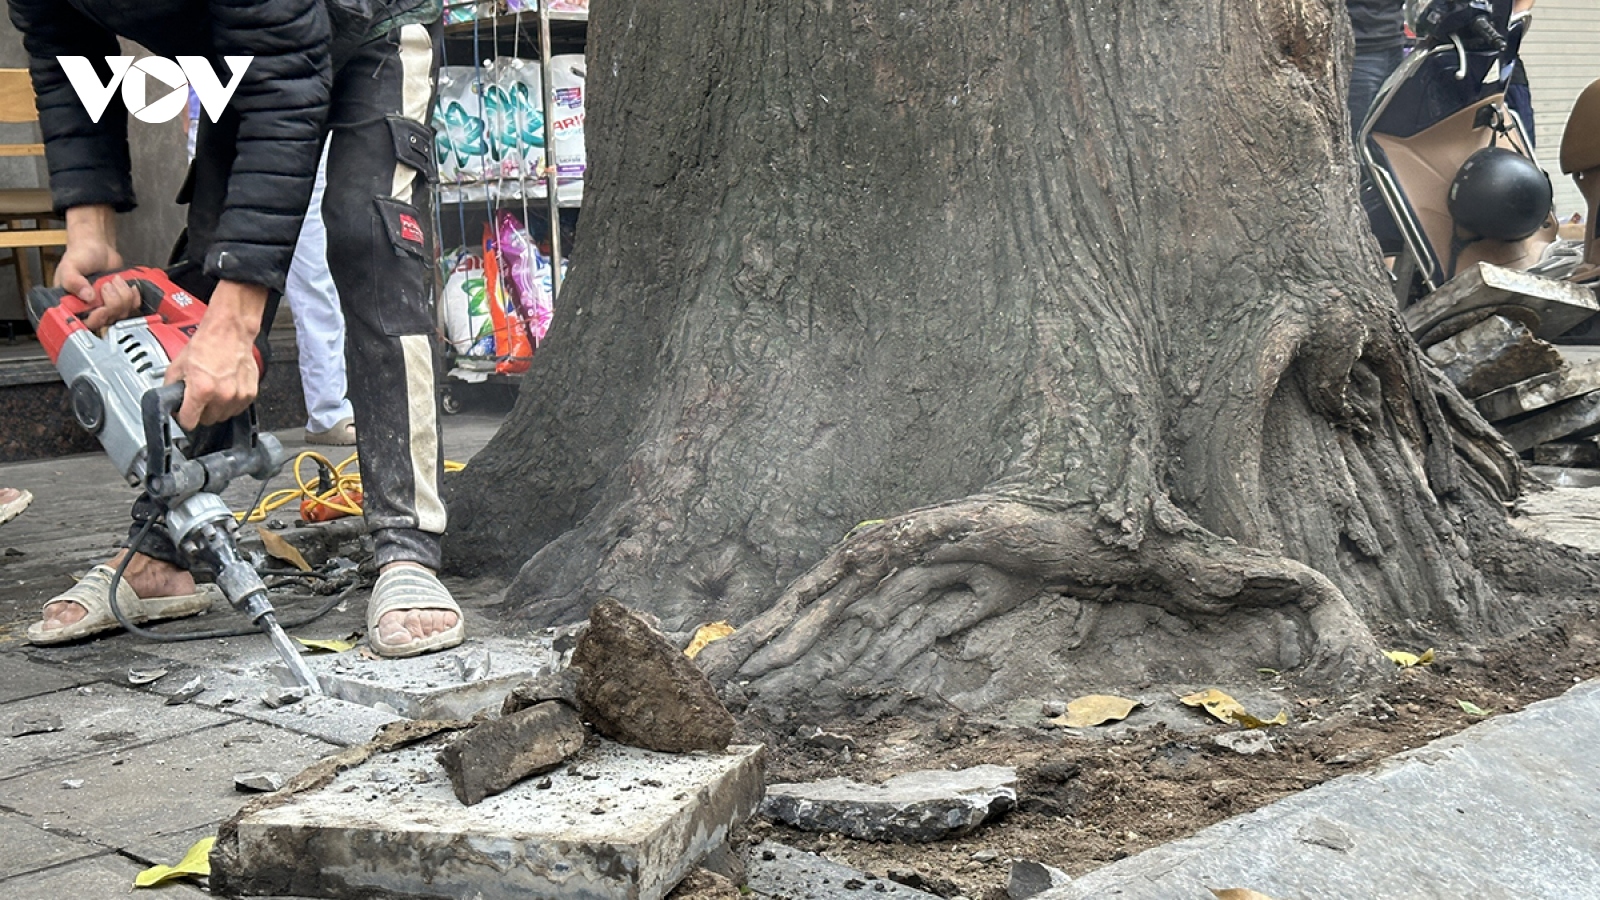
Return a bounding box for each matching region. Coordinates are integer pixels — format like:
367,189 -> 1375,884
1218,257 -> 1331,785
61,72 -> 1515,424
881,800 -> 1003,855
7,0 -> 434,292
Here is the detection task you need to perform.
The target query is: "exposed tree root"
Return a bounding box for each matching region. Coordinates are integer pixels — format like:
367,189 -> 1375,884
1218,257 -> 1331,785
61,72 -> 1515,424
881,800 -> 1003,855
699,495 -> 1390,721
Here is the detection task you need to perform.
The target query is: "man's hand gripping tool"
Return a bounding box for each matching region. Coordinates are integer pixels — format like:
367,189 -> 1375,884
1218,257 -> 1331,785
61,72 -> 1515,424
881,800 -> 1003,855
27,268 -> 321,692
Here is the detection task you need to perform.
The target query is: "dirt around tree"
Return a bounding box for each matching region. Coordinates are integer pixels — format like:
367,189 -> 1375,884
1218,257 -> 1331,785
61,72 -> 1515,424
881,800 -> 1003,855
707,603 -> 1600,899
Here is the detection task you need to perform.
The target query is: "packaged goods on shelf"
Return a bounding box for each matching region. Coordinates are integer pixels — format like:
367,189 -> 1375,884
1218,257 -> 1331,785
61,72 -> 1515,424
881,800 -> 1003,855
441,248 -> 495,358
435,67 -> 487,184
496,211 -> 557,346
547,0 -> 588,11
549,54 -> 586,186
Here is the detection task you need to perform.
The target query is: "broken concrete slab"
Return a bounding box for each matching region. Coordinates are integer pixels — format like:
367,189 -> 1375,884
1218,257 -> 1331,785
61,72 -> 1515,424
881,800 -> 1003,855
1475,357 -> 1600,422
1404,260 -> 1600,341
271,636 -> 558,720
1033,679 -> 1600,899
1424,314 -> 1564,398
502,667 -> 580,714
761,765 -> 1016,842
744,842 -> 941,899
0,655 -> 94,705
574,598 -> 735,753
436,700 -> 586,805
1498,389 -> 1600,452
220,740 -> 765,900
1532,438 -> 1600,467
1008,860 -> 1073,899
0,719 -> 334,866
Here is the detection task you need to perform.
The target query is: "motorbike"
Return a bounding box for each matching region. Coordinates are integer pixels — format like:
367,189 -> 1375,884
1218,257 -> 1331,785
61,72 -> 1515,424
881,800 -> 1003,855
1358,0 -> 1599,317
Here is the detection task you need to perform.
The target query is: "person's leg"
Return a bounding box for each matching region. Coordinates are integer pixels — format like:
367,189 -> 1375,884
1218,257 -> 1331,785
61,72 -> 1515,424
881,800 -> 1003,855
286,148 -> 356,438
1350,45 -> 1407,253
323,23 -> 460,655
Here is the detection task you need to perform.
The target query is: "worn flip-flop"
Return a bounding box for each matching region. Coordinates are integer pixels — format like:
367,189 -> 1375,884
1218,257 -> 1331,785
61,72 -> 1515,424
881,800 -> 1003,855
26,565 -> 220,645
0,488 -> 31,527
366,566 -> 465,658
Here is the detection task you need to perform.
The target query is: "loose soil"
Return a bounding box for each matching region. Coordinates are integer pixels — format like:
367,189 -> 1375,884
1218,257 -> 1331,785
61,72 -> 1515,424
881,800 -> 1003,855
700,602 -> 1600,900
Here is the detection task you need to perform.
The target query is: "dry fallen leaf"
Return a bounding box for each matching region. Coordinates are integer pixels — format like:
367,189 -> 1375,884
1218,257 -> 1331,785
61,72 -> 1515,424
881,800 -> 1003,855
1180,689 -> 1286,728
684,621 -> 735,659
1211,889 -> 1283,900
135,836 -> 214,887
1458,699 -> 1492,717
295,637 -> 358,654
1384,648 -> 1436,667
257,527 -> 312,572
1050,694 -> 1141,728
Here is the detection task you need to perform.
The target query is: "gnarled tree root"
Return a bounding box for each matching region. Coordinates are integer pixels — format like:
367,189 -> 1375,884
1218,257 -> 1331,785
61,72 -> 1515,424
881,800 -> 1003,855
699,495 -> 1390,722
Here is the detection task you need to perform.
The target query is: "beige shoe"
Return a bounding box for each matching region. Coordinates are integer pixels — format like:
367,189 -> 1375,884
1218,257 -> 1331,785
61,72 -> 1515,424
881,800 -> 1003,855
26,565 -> 220,645
0,488 -> 30,527
306,417 -> 357,446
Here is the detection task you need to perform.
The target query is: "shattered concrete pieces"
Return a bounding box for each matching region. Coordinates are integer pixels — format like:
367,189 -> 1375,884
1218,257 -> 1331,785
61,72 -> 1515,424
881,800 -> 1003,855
761,765 -> 1017,842
8,713 -> 64,738
261,685 -> 309,709
1213,730 -> 1275,755
436,700 -> 586,805
1008,860 -> 1073,899
221,740 -> 765,900
667,868 -> 742,899
1499,390 -> 1600,452
744,842 -> 941,899
273,637 -> 552,720
1424,314 -> 1563,398
1475,357 -> 1600,421
573,598 -> 736,753
164,676 -> 207,706
1403,260 -> 1600,340
235,771 -> 288,793
502,668 -> 580,715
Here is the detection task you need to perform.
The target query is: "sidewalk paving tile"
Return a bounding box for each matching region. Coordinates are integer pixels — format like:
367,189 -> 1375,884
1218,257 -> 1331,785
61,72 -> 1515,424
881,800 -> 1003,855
0,719 -> 336,865
0,683 -> 232,780
0,812 -> 102,879
0,654 -> 94,705
7,853 -> 211,898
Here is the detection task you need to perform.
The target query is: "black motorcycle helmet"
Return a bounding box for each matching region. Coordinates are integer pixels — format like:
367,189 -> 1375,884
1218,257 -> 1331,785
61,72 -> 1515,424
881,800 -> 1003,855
1448,146 -> 1553,242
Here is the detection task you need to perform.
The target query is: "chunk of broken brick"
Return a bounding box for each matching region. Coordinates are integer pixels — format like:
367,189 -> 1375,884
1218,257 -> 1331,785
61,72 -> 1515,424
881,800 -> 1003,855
436,700 -> 586,805
572,597 -> 736,754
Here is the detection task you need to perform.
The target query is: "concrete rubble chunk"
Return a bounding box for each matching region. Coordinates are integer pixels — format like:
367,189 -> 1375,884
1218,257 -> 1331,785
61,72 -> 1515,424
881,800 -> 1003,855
436,700 -> 586,805
1531,438 -> 1600,467
573,598 -> 736,753
1424,314 -> 1563,398
502,668 -> 581,715
761,765 -> 1017,842
1498,389 -> 1600,452
1403,260 -> 1600,341
8,713 -> 64,737
235,771 -> 288,793
261,685 -> 309,709
1474,357 -> 1600,421
745,841 -> 942,899
1212,730 -> 1275,755
217,740 -> 765,900
1007,860 -> 1073,899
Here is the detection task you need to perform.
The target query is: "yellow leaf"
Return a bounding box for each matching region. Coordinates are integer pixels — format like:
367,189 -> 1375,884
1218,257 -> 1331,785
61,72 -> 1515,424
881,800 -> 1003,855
258,528 -> 312,572
684,621 -> 735,659
1458,699 -> 1492,717
135,836 -> 215,888
1180,689 -> 1286,728
1211,890 -> 1283,900
295,637 -> 358,654
1384,648 -> 1435,668
1052,694 -> 1141,728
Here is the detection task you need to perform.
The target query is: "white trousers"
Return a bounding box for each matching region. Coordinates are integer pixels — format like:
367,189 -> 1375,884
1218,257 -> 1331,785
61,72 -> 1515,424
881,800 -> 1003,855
285,151 -> 355,433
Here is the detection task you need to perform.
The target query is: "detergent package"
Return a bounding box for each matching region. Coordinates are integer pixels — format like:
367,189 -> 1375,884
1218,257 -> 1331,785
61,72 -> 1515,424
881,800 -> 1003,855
495,211 -> 556,346
501,57 -> 546,184
440,248 -> 495,357
434,66 -> 489,183
549,54 -> 586,187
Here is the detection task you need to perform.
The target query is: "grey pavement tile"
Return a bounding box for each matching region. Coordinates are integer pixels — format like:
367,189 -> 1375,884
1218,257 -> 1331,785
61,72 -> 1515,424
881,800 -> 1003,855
0,813 -> 102,879
1,853 -> 211,899
0,655 -> 94,705
0,719 -> 336,865
0,683 -> 232,780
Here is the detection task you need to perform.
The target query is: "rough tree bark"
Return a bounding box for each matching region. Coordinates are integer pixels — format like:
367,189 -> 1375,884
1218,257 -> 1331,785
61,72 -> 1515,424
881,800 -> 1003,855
445,0 -> 1596,721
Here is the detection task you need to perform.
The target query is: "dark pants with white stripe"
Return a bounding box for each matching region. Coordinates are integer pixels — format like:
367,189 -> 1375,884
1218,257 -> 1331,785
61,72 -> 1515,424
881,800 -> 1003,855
132,24 -> 447,573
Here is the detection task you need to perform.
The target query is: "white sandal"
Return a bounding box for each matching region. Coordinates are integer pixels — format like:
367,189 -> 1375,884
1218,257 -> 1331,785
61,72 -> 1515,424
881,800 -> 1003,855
0,488 -> 31,527
305,417 -> 357,446
26,565 -> 220,645
366,566 -> 465,658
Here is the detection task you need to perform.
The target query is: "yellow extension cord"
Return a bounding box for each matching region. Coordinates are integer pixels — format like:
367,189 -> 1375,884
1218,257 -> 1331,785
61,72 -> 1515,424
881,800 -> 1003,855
237,450 -> 465,524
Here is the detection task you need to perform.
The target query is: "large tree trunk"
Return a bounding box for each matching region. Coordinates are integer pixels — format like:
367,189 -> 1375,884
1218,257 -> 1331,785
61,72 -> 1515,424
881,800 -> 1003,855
446,0 -> 1595,721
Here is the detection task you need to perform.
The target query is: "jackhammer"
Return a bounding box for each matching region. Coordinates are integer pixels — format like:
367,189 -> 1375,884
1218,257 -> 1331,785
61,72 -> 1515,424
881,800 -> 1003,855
28,267 -> 322,693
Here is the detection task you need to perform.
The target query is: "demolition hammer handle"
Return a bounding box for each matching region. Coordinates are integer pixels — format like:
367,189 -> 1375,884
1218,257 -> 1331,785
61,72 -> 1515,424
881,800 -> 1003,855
141,382 -> 186,483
